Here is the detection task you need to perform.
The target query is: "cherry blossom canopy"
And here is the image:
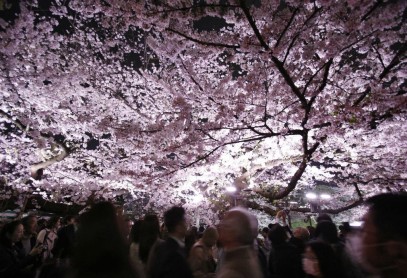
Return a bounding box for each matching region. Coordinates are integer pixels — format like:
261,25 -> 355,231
1,0 -> 406,222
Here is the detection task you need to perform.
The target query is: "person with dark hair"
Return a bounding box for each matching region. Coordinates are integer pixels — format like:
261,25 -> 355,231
36,216 -> 61,263
129,220 -> 145,278
52,215 -> 77,265
61,215 -> 75,227
346,193 -> 407,278
17,215 -> 38,256
124,218 -> 134,243
315,214 -> 332,223
260,227 -> 271,254
0,220 -> 42,278
303,241 -> 342,278
188,226 -> 218,278
338,222 -> 351,243
268,224 -> 303,278
306,226 -> 316,240
71,202 -> 139,278
185,226 -> 199,255
314,221 -> 339,245
37,219 -> 48,233
314,220 -> 364,278
147,206 -> 192,278
139,215 -> 161,265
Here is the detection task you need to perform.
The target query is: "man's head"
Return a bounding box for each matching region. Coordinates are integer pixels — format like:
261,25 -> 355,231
21,215 -> 37,236
261,227 -> 269,238
268,224 -> 287,245
293,227 -> 310,242
164,206 -> 187,238
63,215 -> 76,226
202,226 -> 219,247
360,193 -> 407,277
218,207 -> 256,249
316,213 -> 332,223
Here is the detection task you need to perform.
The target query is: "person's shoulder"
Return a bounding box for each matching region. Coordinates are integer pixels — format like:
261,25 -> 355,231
217,268 -> 245,278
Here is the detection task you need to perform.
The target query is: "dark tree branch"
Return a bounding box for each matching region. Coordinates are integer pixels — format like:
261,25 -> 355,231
352,87 -> 371,107
0,109 -> 28,131
379,43 -> 407,80
275,8 -> 299,48
271,56 -> 308,107
283,6 -> 322,64
317,58 -> 334,92
246,200 -> 276,215
147,4 -> 240,15
372,44 -> 385,69
353,183 -> 363,200
272,135 -> 320,200
238,0 -> 270,50
167,28 -> 240,50
361,0 -> 383,21
340,30 -> 378,53
179,56 -> 204,91
290,199 -> 364,214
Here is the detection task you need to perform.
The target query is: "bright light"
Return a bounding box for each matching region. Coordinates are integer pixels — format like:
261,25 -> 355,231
320,194 -> 331,200
305,192 -> 317,199
350,221 -> 363,227
226,186 -> 237,193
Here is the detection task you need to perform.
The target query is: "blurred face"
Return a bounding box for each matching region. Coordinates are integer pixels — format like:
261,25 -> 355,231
302,247 -> 321,277
177,219 -> 188,237
360,210 -> 394,271
54,219 -> 61,230
26,217 -> 37,235
9,224 -> 24,243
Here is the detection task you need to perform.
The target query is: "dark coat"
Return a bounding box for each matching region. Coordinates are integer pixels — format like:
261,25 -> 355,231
0,243 -> 36,278
268,242 -> 304,278
52,224 -> 76,259
147,237 -> 193,278
15,236 -> 36,256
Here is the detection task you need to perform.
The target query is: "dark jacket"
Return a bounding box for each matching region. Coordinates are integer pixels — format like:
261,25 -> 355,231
15,236 -> 36,256
269,242 -> 304,278
147,237 -> 193,278
0,243 -> 37,278
53,224 -> 76,259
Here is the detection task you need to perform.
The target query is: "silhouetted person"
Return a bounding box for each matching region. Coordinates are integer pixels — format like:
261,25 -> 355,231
268,224 -> 303,278
139,214 -> 161,265
36,216 -> 61,263
316,214 -> 332,223
147,206 -> 193,278
16,215 -> 38,256
0,220 -> 42,278
53,216 -> 77,265
348,193 -> 407,278
289,227 -> 310,254
188,226 -> 218,278
71,202 -> 139,278
217,207 -> 263,278
129,220 -> 145,278
185,226 -> 199,255
303,241 -> 342,278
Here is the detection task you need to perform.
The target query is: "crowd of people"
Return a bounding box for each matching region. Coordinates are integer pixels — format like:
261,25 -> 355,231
0,193 -> 406,278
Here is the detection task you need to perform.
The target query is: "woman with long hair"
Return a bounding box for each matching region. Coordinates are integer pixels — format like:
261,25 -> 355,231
71,202 -> 139,278
0,220 -> 42,278
139,214 -> 161,265
302,241 -> 342,278
36,216 -> 61,263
